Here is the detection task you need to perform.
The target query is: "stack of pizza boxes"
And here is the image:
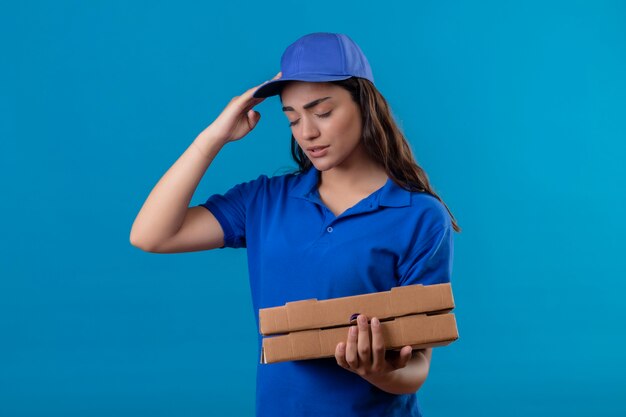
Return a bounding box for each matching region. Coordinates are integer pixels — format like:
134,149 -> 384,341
258,283 -> 459,364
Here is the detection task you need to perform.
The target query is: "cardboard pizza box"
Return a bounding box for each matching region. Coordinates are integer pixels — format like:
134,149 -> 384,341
259,283 -> 455,335
261,312 -> 458,364
258,283 -> 459,364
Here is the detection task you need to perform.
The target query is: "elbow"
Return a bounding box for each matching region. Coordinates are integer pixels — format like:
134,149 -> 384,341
129,227 -> 144,249
130,235 -> 148,251
129,228 -> 158,252
130,239 -> 160,253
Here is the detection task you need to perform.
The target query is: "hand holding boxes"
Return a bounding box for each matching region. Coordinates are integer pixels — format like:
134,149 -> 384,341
258,283 -> 459,364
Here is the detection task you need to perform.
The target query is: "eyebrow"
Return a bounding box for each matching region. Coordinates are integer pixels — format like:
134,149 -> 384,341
282,96 -> 332,112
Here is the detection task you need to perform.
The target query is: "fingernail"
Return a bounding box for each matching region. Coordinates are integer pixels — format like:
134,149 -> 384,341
372,317 -> 379,327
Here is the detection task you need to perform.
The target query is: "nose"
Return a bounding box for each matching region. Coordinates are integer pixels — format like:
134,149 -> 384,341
299,115 -> 320,141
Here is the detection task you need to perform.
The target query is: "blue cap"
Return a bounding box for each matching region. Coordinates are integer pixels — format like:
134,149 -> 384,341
253,32 -> 374,99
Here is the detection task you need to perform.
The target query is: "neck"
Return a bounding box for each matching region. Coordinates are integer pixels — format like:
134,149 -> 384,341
318,160 -> 388,193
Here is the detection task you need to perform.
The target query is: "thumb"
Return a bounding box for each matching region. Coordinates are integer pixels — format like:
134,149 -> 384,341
389,346 -> 412,370
247,109 -> 261,130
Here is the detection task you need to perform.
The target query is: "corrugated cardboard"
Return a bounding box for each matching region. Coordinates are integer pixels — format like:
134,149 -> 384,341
261,312 -> 458,364
260,283 -> 454,335
258,283 -> 459,364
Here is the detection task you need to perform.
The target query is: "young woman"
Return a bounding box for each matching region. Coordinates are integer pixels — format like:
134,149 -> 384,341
130,32 -> 460,417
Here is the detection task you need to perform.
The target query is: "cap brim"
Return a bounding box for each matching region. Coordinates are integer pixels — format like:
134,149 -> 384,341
252,74 -> 354,98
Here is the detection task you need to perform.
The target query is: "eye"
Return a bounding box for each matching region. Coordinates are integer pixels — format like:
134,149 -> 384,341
317,110 -> 332,118
288,111 -> 332,127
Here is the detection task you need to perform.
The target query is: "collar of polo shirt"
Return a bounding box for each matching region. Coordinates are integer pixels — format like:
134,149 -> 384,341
288,167 -> 411,208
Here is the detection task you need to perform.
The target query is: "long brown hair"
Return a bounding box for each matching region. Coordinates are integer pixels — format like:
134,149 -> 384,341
284,77 -> 461,233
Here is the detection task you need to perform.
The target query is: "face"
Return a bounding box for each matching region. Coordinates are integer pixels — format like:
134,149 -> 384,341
280,81 -> 367,173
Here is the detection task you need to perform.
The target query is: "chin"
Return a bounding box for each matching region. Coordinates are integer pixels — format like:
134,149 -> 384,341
310,160 -> 335,172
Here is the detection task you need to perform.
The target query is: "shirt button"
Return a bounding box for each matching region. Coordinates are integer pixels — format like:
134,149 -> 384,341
327,226 -> 333,233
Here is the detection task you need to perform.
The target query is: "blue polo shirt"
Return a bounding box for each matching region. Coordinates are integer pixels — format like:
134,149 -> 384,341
198,166 -> 454,417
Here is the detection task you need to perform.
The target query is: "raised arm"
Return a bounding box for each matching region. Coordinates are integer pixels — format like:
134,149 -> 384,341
129,72 -> 282,253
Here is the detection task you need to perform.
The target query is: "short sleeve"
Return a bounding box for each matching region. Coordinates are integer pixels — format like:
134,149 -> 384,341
196,175 -> 267,249
397,225 -> 454,286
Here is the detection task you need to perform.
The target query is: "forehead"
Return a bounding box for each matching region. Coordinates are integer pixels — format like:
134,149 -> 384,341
280,81 -> 345,109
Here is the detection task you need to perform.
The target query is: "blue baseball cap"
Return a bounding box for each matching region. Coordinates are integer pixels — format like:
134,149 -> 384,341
252,32 -> 375,99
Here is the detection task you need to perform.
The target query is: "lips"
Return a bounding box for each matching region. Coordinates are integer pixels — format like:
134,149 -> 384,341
307,145 -> 329,151
307,145 -> 330,158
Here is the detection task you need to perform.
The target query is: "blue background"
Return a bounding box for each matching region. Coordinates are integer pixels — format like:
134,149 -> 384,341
2,1 -> 625,416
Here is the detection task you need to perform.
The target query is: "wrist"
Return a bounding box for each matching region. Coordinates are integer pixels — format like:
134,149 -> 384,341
361,359 -> 425,395
362,368 -> 397,389
192,128 -> 228,158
